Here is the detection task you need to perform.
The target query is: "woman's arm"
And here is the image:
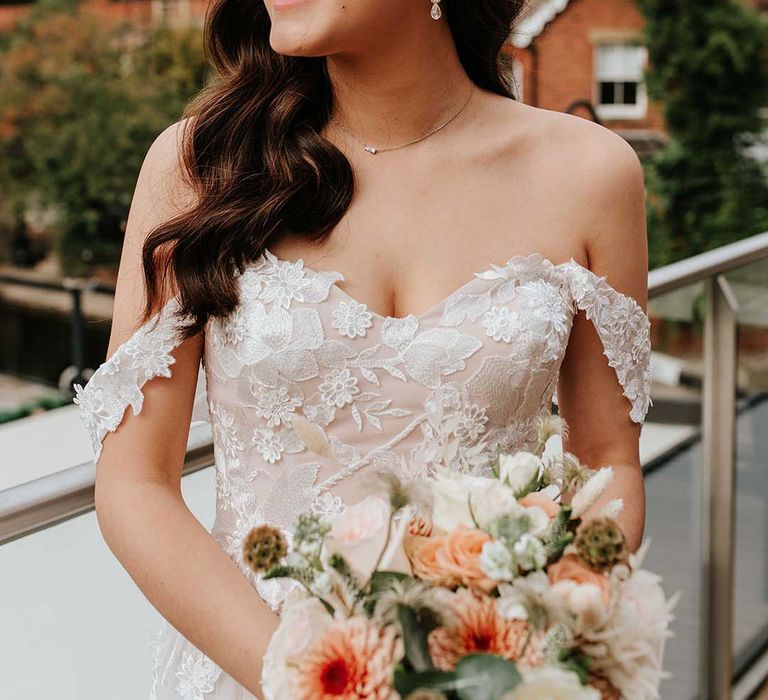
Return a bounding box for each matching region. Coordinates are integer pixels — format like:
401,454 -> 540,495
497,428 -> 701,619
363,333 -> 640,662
94,121 -> 276,696
556,131 -> 650,551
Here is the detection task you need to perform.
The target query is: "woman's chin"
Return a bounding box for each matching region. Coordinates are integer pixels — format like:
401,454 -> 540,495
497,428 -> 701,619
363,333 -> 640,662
269,22 -> 332,57
266,0 -> 333,56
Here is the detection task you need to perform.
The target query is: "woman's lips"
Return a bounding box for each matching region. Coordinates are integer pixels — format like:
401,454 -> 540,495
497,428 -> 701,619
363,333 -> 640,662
273,0 -> 310,9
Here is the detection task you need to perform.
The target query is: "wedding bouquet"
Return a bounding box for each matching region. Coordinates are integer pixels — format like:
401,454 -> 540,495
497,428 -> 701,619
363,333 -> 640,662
244,414 -> 677,700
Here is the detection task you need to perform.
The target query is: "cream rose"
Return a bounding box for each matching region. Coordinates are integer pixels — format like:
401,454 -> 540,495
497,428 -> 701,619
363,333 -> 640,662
325,496 -> 388,578
431,466 -> 494,532
470,482 -> 525,531
261,596 -> 333,700
503,666 -> 601,700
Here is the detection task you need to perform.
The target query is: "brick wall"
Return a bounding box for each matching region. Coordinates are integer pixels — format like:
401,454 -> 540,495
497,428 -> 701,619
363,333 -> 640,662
506,0 -> 665,132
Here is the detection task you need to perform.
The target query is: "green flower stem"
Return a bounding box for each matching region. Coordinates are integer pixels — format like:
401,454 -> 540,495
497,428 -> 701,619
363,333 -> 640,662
366,508 -> 396,589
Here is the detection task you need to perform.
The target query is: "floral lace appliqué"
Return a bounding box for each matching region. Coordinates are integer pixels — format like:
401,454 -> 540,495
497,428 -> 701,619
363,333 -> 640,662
332,299 -> 374,339
562,260 -> 653,423
73,298 -> 185,462
175,651 -> 221,700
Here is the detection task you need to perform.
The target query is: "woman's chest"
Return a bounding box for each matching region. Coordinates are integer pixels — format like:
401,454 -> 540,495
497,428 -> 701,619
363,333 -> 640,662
201,250 -> 578,484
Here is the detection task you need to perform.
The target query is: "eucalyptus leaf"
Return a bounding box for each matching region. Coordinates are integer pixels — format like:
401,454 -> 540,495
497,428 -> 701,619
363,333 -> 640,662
454,654 -> 522,700
393,666 -> 458,697
399,604 -> 439,672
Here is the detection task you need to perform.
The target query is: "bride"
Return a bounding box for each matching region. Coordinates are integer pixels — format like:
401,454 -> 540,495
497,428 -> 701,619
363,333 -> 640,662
75,0 -> 652,697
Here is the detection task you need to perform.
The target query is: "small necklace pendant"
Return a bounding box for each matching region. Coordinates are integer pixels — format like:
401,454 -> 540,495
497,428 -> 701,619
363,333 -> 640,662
364,144 -> 378,155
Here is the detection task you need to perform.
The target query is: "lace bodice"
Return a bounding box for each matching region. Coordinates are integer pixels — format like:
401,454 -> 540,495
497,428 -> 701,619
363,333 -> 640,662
74,249 -> 652,699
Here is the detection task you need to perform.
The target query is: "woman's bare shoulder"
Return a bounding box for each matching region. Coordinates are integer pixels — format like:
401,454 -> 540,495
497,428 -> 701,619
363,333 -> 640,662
498,100 -> 646,263
508,101 -> 643,198
120,118 -> 198,269
109,118 -> 199,348
504,99 -> 637,160
134,117 -> 199,226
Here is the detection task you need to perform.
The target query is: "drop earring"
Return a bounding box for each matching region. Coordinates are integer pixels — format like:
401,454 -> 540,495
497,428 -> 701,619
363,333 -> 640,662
430,0 -> 442,20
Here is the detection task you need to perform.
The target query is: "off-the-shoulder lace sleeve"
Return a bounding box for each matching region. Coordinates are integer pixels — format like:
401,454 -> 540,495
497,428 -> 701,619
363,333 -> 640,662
560,260 -> 653,424
73,297 -> 188,462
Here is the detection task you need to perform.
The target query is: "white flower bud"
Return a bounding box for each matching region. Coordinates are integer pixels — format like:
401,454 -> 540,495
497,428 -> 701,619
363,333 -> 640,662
499,451 -> 544,497
480,540 -> 516,581
512,533 -> 547,572
311,571 -> 333,597
524,506 -> 550,537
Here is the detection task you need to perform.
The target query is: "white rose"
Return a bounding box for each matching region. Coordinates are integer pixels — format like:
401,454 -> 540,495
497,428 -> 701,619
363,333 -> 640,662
261,597 -> 333,700
431,466 -> 494,532
503,666 -> 601,700
471,482 -> 525,531
325,495 -> 390,580
499,451 -> 544,497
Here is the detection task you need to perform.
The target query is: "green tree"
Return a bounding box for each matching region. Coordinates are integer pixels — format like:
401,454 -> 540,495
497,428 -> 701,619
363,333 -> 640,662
638,0 -> 768,267
0,0 -> 208,273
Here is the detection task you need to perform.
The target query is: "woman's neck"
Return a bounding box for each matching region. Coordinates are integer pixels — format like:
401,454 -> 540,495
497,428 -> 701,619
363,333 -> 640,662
324,19 -> 476,148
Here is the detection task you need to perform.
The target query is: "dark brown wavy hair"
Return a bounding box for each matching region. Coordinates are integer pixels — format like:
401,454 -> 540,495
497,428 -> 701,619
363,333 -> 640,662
142,0 -> 528,337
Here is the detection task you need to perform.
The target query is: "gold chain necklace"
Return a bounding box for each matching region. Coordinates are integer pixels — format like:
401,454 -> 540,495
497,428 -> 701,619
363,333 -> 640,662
329,85 -> 475,155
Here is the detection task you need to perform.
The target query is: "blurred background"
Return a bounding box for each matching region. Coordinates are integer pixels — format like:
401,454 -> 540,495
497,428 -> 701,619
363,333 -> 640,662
1,0 -> 768,697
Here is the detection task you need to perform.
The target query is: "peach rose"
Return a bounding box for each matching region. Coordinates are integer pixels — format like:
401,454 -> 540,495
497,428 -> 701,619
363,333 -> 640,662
548,555 -> 610,604
519,491 -> 560,519
439,524 -> 498,593
406,534 -> 460,588
407,524 -> 498,593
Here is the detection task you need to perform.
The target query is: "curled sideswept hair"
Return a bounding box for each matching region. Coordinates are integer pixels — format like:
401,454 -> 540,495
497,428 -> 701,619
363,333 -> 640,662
142,0 -> 528,337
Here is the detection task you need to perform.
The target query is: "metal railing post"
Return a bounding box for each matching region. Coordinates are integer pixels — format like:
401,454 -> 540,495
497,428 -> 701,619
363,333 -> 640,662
62,277 -> 89,389
700,274 -> 740,699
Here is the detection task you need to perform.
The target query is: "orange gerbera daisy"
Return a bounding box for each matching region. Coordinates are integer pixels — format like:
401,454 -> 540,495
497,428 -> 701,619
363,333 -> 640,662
295,616 -> 403,700
428,588 -> 544,671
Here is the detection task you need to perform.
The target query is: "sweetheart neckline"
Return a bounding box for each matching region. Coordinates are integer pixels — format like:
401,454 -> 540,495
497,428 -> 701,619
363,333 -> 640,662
259,247 -> 587,322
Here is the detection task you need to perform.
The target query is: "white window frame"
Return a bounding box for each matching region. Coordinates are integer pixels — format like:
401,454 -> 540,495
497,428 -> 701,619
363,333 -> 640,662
593,42 -> 648,121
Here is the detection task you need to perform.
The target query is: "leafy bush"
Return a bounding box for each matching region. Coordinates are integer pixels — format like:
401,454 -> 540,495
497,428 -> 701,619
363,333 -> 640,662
639,0 -> 768,267
0,0 -> 209,274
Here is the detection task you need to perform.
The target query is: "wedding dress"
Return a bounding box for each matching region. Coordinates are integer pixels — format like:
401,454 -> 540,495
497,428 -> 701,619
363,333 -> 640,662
74,248 -> 652,699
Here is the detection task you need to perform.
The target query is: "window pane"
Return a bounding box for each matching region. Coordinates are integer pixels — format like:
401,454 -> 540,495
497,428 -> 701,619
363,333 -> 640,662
599,81 -> 615,105
595,43 -> 646,81
622,81 -> 638,105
